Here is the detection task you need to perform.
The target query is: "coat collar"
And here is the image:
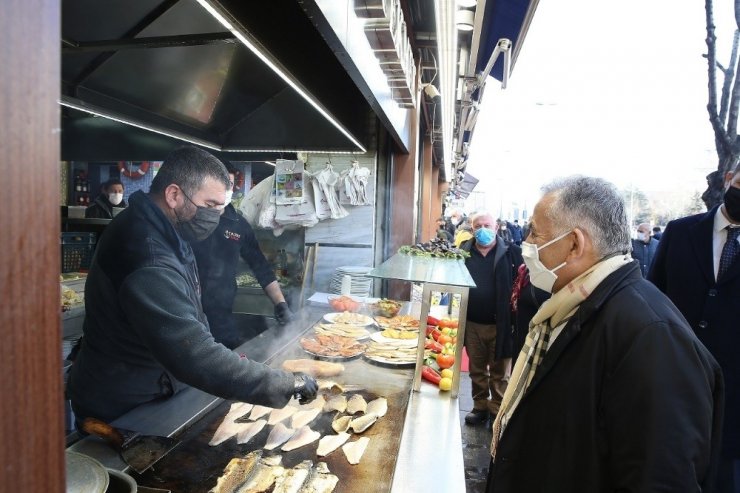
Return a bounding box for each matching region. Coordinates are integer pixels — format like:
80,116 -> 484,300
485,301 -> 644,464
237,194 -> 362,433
128,191 -> 195,264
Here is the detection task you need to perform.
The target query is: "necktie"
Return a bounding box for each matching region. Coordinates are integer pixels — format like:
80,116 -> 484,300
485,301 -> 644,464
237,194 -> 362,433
718,226 -> 740,280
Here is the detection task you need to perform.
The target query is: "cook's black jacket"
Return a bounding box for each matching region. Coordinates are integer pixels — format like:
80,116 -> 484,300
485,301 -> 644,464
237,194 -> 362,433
191,204 -> 275,344
67,191 -> 293,422
488,262 -> 723,493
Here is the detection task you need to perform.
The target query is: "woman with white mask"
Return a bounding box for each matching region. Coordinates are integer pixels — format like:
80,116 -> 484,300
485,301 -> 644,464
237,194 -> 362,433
85,178 -> 127,219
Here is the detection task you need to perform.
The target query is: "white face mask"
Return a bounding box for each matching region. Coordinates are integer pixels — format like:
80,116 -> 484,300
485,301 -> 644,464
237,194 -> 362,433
636,232 -> 647,242
521,230 -> 572,293
224,190 -> 233,206
108,193 -> 123,206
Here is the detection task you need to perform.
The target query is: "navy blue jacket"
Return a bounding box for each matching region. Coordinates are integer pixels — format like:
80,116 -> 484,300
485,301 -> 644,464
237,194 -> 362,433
192,204 -> 276,347
649,205 -> 740,457
489,263 -> 723,492
67,191 -> 293,422
630,237 -> 659,277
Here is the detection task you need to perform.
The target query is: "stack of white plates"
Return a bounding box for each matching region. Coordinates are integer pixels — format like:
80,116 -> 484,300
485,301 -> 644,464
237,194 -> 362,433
329,266 -> 373,297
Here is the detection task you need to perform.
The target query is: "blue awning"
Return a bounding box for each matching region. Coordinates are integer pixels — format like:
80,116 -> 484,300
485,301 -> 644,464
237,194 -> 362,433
475,0 -> 539,81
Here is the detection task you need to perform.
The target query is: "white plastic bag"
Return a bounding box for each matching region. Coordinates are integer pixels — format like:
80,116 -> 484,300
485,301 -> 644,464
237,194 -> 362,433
311,173 -> 333,220
239,174 -> 273,225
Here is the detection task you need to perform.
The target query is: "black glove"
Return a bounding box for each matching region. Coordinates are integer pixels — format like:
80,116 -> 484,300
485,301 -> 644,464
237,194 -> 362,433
274,301 -> 293,325
293,373 -> 318,404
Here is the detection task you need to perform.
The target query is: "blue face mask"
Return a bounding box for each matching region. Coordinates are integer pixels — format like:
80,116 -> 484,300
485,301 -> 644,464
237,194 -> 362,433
474,227 -> 496,246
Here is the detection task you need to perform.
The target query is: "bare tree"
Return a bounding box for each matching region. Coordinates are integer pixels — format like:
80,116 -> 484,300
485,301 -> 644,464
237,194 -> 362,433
703,0 -> 740,207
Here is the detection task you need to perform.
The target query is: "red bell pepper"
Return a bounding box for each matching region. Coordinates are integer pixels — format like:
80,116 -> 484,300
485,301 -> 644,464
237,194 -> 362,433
425,339 -> 444,352
421,365 -> 441,385
427,315 -> 441,326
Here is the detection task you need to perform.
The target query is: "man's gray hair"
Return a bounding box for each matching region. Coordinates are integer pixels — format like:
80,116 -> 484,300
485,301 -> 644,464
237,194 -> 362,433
541,176 -> 631,257
470,210 -> 495,225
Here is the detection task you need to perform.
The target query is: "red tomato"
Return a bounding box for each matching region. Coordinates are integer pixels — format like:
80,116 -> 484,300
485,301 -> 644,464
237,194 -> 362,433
436,353 -> 455,369
437,334 -> 453,346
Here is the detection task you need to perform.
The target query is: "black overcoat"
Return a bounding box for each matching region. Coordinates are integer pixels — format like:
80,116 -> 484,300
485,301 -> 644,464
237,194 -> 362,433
489,262 -> 723,492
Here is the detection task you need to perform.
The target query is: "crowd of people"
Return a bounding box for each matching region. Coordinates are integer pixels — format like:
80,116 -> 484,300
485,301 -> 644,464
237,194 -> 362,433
440,168 -> 739,493
67,145 -> 739,493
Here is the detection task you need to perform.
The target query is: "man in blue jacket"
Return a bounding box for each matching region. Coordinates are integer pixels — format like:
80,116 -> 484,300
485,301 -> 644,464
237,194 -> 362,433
649,165 -> 740,493
630,222 -> 659,276
67,147 -> 316,424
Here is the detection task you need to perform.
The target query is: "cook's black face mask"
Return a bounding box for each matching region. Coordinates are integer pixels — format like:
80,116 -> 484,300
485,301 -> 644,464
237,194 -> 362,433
724,185 -> 740,222
175,189 -> 221,242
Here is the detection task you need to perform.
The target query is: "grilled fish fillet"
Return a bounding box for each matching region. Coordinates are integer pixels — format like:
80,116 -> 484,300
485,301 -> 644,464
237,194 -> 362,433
349,413 -> 378,433
282,425 -> 320,452
236,419 -> 266,445
346,394 -> 367,415
225,402 -> 254,422
235,455 -> 284,493
272,460 -> 313,493
281,359 -> 345,377
316,432 -> 351,457
209,402 -> 257,445
342,437 -> 370,465
210,419 -> 260,446
298,462 -> 339,493
264,422 -> 296,450
268,405 -> 299,426
323,395 -> 347,413
291,408 -> 321,429
331,415 -> 352,433
365,397 -> 388,418
209,451 -> 261,493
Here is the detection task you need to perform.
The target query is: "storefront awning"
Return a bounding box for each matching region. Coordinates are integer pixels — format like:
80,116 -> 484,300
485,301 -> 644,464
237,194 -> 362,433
474,0 -> 540,82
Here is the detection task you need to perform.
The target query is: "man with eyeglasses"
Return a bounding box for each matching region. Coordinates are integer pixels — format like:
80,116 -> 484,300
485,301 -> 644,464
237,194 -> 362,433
67,146 -> 317,426
486,176 -> 721,492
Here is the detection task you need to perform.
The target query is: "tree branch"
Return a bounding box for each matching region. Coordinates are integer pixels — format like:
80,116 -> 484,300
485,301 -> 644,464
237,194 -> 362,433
725,31 -> 740,137
706,0 -> 734,155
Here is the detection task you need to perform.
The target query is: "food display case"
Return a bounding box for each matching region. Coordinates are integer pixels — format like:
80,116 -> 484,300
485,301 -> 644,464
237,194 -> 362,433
366,253 -> 476,398
67,302 -> 466,492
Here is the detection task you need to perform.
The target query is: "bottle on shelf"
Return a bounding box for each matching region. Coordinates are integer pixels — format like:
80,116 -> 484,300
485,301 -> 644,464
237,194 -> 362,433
275,249 -> 288,278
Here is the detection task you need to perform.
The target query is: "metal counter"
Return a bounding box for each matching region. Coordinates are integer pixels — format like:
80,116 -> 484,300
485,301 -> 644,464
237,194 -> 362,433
67,306 -> 465,492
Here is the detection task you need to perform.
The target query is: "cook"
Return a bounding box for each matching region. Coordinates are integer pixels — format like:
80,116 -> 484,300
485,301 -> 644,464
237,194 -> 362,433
192,164 -> 293,349
67,146 -> 317,425
85,178 -> 127,219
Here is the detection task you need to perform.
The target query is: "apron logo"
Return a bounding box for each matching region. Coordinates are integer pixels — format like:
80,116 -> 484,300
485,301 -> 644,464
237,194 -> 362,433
224,230 -> 241,241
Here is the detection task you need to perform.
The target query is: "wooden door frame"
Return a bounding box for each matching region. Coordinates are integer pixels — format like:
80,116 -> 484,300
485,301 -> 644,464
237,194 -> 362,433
0,0 -> 64,490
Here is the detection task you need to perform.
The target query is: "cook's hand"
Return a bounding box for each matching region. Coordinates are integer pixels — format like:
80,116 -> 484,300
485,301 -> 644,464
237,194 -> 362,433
274,302 -> 293,325
292,373 -> 318,404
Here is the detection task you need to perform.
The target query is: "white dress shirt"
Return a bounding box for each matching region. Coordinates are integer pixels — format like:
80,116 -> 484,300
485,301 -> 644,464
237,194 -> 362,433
712,205 -> 740,280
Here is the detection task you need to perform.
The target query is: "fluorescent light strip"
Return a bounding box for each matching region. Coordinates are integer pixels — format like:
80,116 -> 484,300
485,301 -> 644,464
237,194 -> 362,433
195,0 -> 366,153
59,98 -> 222,151
435,0 -> 458,181
226,148 -> 360,155
60,98 -> 361,155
